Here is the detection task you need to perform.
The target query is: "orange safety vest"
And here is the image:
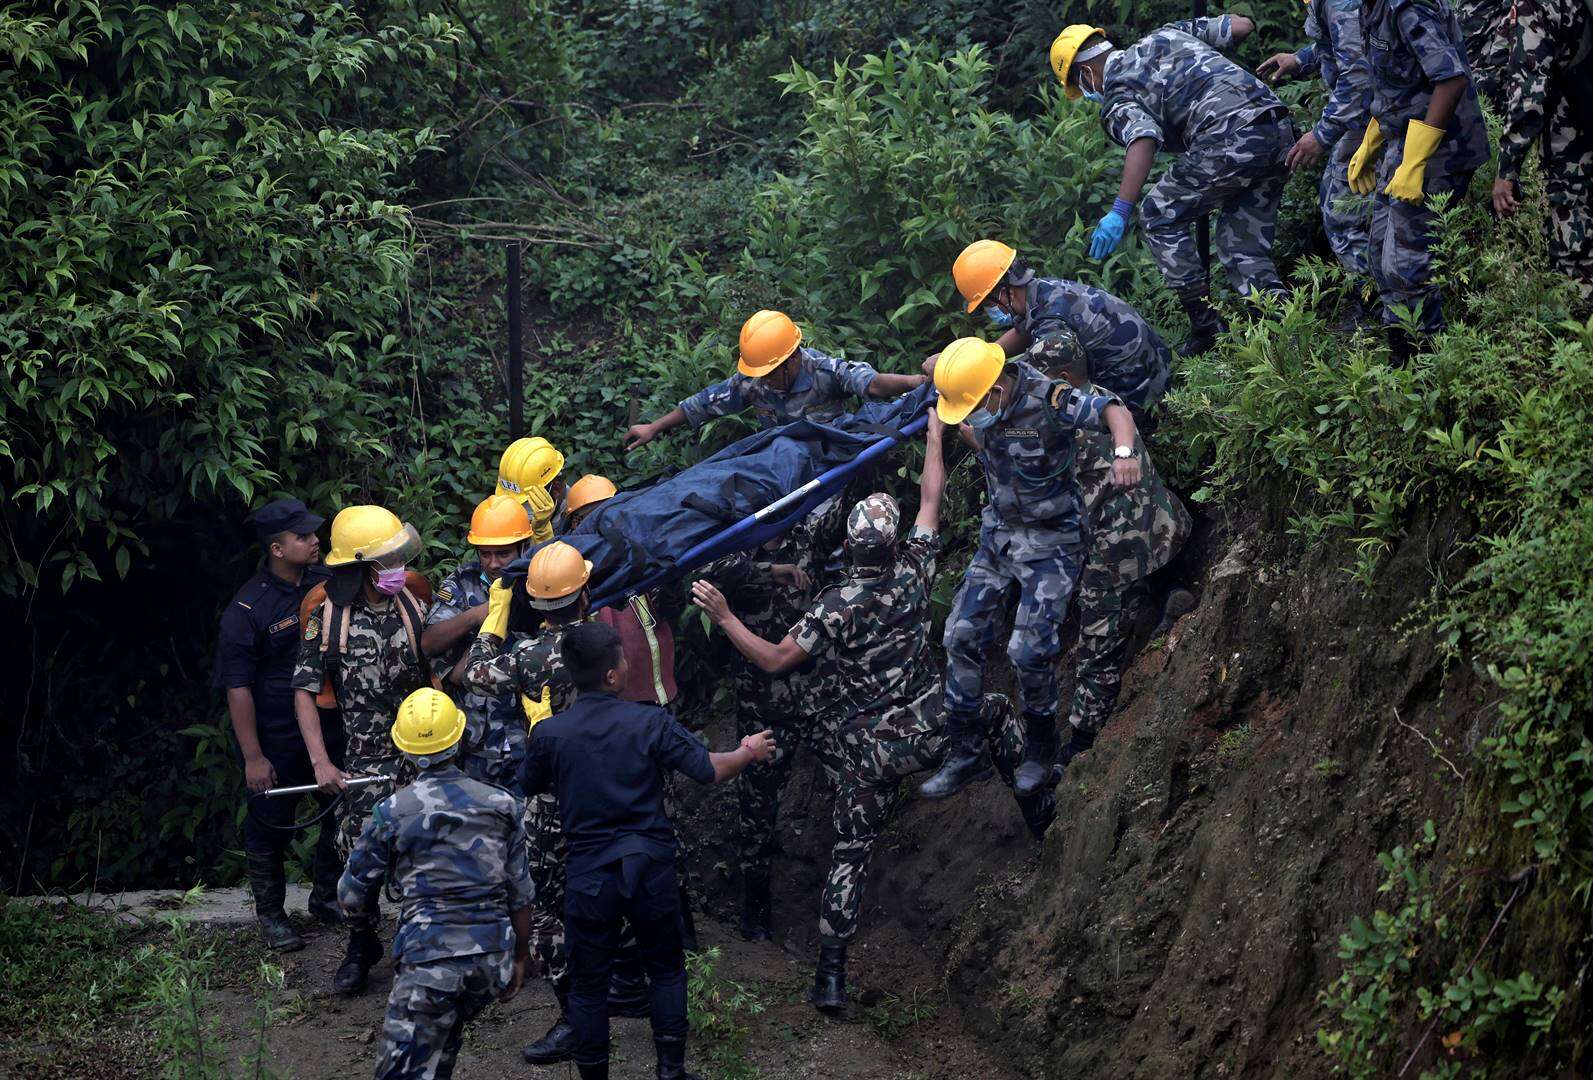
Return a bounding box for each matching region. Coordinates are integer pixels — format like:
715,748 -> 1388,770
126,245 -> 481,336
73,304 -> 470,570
297,572 -> 438,709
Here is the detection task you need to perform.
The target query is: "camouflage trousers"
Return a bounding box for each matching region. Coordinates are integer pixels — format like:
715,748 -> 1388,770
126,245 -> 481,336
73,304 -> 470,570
1543,99 -> 1592,303
524,792 -> 572,985
1369,136 -> 1477,333
1321,133 -> 1372,277
1140,115 -> 1293,295
943,531 -> 1085,730
1069,578 -> 1152,736
820,693 -> 1047,942
374,952 -> 508,1079
735,670 -> 846,878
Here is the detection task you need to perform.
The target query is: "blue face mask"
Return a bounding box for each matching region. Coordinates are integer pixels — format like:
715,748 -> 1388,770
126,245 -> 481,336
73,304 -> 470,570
1082,89 -> 1103,104
965,407 -> 1000,430
984,304 -> 1015,329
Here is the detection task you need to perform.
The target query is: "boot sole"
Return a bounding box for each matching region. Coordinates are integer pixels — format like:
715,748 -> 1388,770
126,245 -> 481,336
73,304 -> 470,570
265,937 -> 307,953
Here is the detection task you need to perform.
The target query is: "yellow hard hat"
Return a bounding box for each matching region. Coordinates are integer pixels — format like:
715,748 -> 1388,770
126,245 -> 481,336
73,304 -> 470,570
566,474 -> 618,517
1050,25 -> 1107,100
934,338 -> 1008,424
953,240 -> 1019,313
391,688 -> 465,758
526,540 -> 592,609
498,437 -> 564,498
737,310 -> 803,377
325,505 -> 422,567
467,493 -> 536,547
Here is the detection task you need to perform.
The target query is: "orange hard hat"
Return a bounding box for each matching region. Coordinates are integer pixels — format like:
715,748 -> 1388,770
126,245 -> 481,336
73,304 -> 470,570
525,541 -> 592,609
467,494 -> 536,547
952,240 -> 1018,313
565,475 -> 618,517
737,310 -> 803,377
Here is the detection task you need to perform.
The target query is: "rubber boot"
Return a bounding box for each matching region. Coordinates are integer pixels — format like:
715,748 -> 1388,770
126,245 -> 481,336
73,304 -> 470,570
677,879 -> 699,954
1387,325 -> 1416,368
811,943 -> 847,1014
1154,587 -> 1196,639
246,851 -> 304,952
609,949 -> 651,1019
1056,724 -> 1097,774
1016,786 -> 1058,842
740,870 -> 772,943
655,1036 -> 703,1080
332,927 -> 381,996
306,826 -> 344,926
918,711 -> 991,800
1013,716 -> 1060,797
575,1062 -> 610,1080
1176,285 -> 1229,357
523,978 -> 577,1065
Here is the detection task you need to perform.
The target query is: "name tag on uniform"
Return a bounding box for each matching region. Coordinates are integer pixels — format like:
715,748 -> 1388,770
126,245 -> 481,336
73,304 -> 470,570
268,616 -> 298,634
1002,428 -> 1039,439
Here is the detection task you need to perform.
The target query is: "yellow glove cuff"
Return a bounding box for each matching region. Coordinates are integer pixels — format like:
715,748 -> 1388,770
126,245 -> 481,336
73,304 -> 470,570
481,581 -> 513,639
1400,118 -> 1444,164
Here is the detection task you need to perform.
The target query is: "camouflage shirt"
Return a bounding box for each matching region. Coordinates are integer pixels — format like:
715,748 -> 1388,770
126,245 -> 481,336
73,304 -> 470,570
972,360 -> 1118,549
1496,0 -> 1590,180
1022,277 -> 1171,414
462,623 -> 580,713
338,764 -> 534,965
292,592 -> 431,761
1361,0 -> 1491,171
1102,17 -> 1289,155
426,562 -> 525,783
1295,0 -> 1374,147
678,347 -> 878,430
1074,424 -> 1193,589
790,525 -> 939,738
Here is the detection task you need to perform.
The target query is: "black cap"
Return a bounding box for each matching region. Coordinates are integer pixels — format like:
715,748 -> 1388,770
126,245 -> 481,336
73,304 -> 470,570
249,498 -> 324,543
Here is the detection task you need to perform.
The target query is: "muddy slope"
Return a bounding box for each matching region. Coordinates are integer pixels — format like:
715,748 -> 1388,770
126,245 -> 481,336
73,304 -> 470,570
684,509 -> 1484,1078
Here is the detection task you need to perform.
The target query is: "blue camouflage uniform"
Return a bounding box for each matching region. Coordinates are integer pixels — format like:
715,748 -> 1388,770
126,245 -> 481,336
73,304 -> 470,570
1296,0 -> 1375,274
424,563 -> 526,787
1362,0 -> 1491,332
340,764 -> 534,1080
678,347 -> 878,430
1020,276 -> 1172,417
1101,16 -> 1295,297
941,361 -> 1120,735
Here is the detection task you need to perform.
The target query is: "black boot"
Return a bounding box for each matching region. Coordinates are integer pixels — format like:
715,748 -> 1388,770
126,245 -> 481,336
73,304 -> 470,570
1154,587 -> 1196,638
1056,724 -> 1097,773
1013,717 -> 1060,797
332,927 -> 381,995
1176,285 -> 1229,357
609,951 -> 651,1019
1387,325 -> 1416,367
246,851 -> 304,952
306,827 -> 344,926
740,870 -> 772,943
654,1036 -> 703,1080
1016,787 -> 1058,842
575,1062 -> 610,1080
522,978 -> 577,1065
677,879 -> 699,954
918,712 -> 991,800
811,943 -> 847,1014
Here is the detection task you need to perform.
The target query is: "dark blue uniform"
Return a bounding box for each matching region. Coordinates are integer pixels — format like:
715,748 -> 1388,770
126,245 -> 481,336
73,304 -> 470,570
519,693 -> 714,1069
214,563 -> 342,853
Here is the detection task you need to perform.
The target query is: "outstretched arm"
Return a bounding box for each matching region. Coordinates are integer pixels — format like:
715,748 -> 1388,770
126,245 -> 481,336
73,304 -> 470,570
690,580 -> 810,674
867,371 -> 930,398
916,410 -> 949,533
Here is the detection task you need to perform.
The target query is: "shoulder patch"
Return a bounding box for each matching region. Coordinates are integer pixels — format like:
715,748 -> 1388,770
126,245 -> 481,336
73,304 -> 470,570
304,613 -> 321,641
1048,383 -> 1071,409
435,587 -> 454,604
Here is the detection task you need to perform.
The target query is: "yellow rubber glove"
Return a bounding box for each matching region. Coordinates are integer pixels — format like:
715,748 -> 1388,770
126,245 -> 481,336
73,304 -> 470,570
522,686 -> 553,729
1384,119 -> 1445,203
481,578 -> 513,640
1346,118 -> 1385,196
524,484 -> 555,543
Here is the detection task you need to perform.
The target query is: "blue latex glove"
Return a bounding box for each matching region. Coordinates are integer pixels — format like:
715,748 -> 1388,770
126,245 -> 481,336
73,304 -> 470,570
1089,208 -> 1129,260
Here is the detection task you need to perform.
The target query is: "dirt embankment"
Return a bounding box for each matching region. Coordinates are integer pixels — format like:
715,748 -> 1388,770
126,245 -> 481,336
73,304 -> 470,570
682,508 -> 1486,1078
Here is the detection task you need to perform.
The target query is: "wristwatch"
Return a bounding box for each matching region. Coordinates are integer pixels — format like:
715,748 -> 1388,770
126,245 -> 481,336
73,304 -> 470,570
1114,444 -> 1136,459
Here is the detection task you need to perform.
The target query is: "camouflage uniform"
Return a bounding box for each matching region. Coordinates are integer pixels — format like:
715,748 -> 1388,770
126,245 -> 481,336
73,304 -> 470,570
941,362 -> 1119,738
1363,0 -> 1492,332
425,563 -> 525,787
464,625 -> 580,986
697,500 -> 848,879
291,592 -> 431,903
791,520 -> 1049,942
1458,0 -> 1516,109
1101,16 -> 1295,296
678,347 -> 879,430
1496,0 -> 1593,301
339,765 -> 533,1080
1020,277 -> 1172,415
1295,0 -> 1375,275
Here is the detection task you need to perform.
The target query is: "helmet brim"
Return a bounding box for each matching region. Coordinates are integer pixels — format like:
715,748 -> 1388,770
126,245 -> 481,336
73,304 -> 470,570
936,396 -> 978,425
468,529 -> 534,547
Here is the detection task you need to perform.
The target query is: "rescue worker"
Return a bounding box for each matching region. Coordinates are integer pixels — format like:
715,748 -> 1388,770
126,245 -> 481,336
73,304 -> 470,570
463,541 -> 589,1065
563,474 -> 620,531
293,504 -> 433,996
691,414 -> 1057,1013
695,498 -> 849,943
943,240 -> 1171,421
1347,0 -> 1490,361
214,497 -> 340,951
1052,16 -> 1294,355
624,310 -> 926,450
420,494 -> 536,787
339,688 -> 534,1080
498,436 -> 562,541
519,621 -> 776,1080
1259,0 -> 1375,287
1458,0 -> 1516,109
915,338 -> 1143,801
1492,0 -> 1593,303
